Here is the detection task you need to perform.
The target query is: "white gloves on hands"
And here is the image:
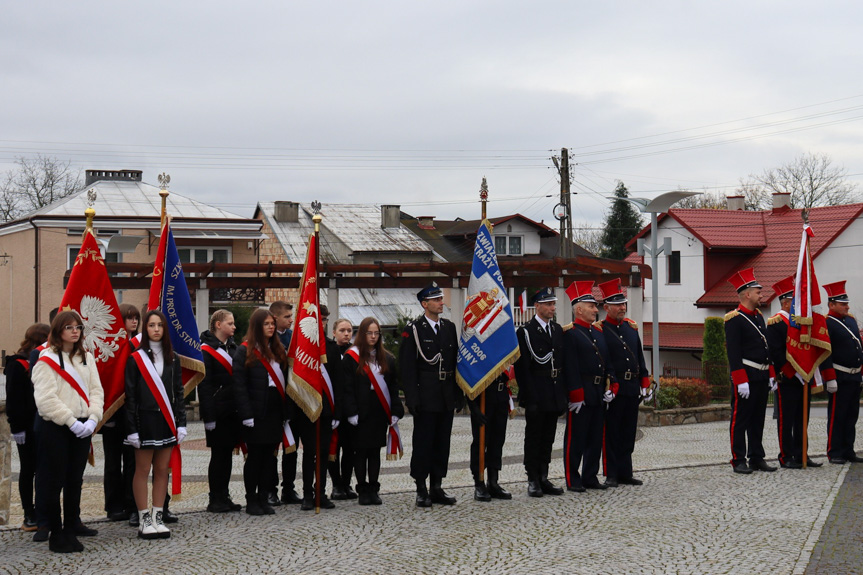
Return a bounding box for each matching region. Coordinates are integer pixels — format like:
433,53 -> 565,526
769,377 -> 777,392
331,419 -> 339,430
348,415 -> 359,426
826,380 -> 838,393
568,401 -> 584,414
390,415 -> 399,426
737,382 -> 750,399
176,427 -> 187,444
126,433 -> 141,449
641,387 -> 654,402
12,431 -> 25,445
204,421 -> 216,431
69,420 -> 87,438
602,390 -> 615,403
242,418 -> 255,428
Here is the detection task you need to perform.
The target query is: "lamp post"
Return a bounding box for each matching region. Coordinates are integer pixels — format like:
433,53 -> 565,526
622,191 -> 699,383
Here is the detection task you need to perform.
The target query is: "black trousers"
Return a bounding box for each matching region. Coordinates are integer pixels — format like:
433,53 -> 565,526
410,410 -> 454,482
564,404 -> 604,487
16,433 -> 37,515
245,442 -> 278,497
35,418 -> 91,534
470,401 -> 508,480
603,394 -> 639,480
523,407 -> 558,478
729,378 -> 770,467
101,424 -> 135,515
294,414 -> 332,498
328,422 -> 356,490
207,416 -> 242,498
355,447 -> 381,487
776,377 -> 812,464
827,381 -> 862,459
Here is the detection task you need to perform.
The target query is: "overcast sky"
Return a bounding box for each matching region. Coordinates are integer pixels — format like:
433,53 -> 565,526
3,1 -> 862,228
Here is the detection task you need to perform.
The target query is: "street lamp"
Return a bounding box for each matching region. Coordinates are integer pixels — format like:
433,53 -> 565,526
621,191 -> 700,383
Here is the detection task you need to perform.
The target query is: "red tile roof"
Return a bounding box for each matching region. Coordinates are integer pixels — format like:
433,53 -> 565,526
642,322 -> 704,350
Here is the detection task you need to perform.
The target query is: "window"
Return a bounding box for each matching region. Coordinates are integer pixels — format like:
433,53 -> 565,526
508,236 -> 522,255
177,247 -> 231,277
667,250 -> 681,284
493,235 -> 523,256
495,236 -> 507,254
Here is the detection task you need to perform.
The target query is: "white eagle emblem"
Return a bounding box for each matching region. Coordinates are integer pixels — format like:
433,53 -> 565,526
299,303 -> 320,346
79,295 -> 126,363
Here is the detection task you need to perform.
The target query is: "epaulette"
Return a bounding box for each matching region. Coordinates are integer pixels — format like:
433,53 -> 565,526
766,314 -> 783,326
592,321 -> 603,332
561,322 -> 573,332
624,318 -> 638,330
724,310 -> 739,322
849,313 -> 856,319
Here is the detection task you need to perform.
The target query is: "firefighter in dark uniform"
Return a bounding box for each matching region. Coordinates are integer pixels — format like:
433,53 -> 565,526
725,268 -> 777,474
767,275 -> 831,469
823,281 -> 863,464
514,288 -> 566,498
562,281 -> 617,491
467,369 -> 514,502
597,278 -> 651,487
400,282 -> 463,508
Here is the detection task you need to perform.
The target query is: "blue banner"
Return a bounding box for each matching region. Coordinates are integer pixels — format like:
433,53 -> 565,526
456,220 -> 520,400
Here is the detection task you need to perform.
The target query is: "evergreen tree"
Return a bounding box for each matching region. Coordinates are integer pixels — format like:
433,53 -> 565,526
702,317 -> 729,400
599,181 -> 643,260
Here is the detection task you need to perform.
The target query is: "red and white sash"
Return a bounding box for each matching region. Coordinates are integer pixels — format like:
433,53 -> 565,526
130,333 -> 142,350
242,342 -> 295,452
38,350 -> 89,407
321,363 -> 335,411
16,358 -> 29,370
346,347 -> 403,460
132,350 -> 177,437
202,343 -> 233,375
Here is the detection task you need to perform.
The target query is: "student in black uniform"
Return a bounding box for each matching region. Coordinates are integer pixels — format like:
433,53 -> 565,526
125,310 -> 186,540
468,369 -> 514,502
342,317 -> 403,505
233,308 -> 290,516
328,318 -> 357,500
4,323 -> 50,532
199,309 -> 243,512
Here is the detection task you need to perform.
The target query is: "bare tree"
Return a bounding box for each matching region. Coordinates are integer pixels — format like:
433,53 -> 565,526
0,155 -> 82,222
572,222 -> 603,255
736,152 -> 858,210
671,187 -> 766,210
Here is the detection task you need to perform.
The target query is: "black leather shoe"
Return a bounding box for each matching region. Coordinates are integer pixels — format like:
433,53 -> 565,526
300,497 -> 314,511
584,482 -> 608,490
73,523 -> 98,537
321,495 -> 336,509
618,477 -> 643,486
829,457 -> 848,464
474,482 -> 492,502
430,485 -> 456,505
106,511 -> 126,522
415,480 -> 432,508
567,484 -> 586,493
539,478 -> 564,495
258,496 -> 276,515
344,485 -> 358,500
162,508 -> 179,524
749,459 -> 777,472
207,498 -> 233,513
604,477 -> 619,488
487,475 -> 512,500
48,533 -> 75,554
65,532 -> 84,552
225,496 -> 242,512
806,458 -> 823,468
846,454 -> 863,463
733,463 -> 753,474
781,460 -> 803,469
128,512 -> 139,527
330,486 -> 348,500
281,489 -> 302,504
33,526 -> 49,542
266,492 -> 282,507
527,480 -> 544,498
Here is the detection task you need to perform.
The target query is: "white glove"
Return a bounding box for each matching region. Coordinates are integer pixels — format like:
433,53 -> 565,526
82,419 -> 97,437
641,386 -> 655,402
126,433 -> 141,449
602,390 -> 615,403
12,431 -> 25,445
769,377 -> 777,392
826,380 -> 838,393
242,418 -> 255,428
204,421 -> 216,431
640,386 -> 650,397
568,401 -> 584,413
348,415 -> 359,426
737,382 -> 750,399
390,415 -> 399,426
176,427 -> 187,444
69,420 -> 87,438
795,373 -> 806,385
331,419 -> 339,430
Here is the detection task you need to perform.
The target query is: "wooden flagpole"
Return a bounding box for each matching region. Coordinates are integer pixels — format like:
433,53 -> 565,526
478,178 -> 488,483
312,204 -> 323,513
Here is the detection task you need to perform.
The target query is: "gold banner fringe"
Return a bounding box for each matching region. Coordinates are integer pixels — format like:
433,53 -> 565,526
285,364 -> 324,421
457,348 -> 521,401
181,356 -> 205,397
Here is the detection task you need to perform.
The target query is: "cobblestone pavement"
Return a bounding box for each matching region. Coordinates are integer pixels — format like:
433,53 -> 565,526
0,409 -> 859,574
804,459 -> 862,575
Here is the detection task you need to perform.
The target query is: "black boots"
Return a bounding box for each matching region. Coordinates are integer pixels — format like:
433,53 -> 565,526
487,469 -> 512,500
527,472 -> 543,497
357,483 -> 374,506
429,479 -> 456,505
245,494 -> 265,516
539,465 -> 564,495
474,479 -> 491,502
415,479 -> 432,508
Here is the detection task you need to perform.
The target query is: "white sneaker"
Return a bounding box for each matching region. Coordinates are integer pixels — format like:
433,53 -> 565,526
153,510 -> 171,539
137,511 -> 159,540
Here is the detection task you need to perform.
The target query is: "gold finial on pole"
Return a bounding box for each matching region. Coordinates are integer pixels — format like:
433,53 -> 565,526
158,172 -> 171,228
479,176 -> 489,221
311,200 -> 322,233
84,188 -> 97,232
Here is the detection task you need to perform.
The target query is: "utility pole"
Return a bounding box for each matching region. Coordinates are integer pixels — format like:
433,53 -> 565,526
552,148 -> 572,258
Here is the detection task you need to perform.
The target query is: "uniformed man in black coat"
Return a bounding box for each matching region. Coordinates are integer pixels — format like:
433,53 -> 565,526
597,279 -> 651,487
400,282 -> 462,508
725,268 -> 777,474
514,287 -> 566,497
562,281 -> 617,491
766,275 -> 831,469
823,280 -> 863,464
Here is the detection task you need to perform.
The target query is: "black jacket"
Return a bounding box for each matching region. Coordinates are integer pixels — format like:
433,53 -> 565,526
198,330 -> 239,423
563,320 -> 616,407
725,306 -> 772,386
399,314 -> 462,413
342,351 -> 403,448
232,344 -> 291,444
826,313 -> 863,384
4,354 -> 36,434
125,347 -> 186,436
514,317 -> 567,412
600,317 -> 649,397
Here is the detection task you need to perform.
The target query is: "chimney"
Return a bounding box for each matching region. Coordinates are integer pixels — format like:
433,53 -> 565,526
85,169 -> 143,186
417,216 -> 435,230
273,201 -> 299,223
381,205 -> 400,229
772,192 -> 791,212
726,195 -> 745,211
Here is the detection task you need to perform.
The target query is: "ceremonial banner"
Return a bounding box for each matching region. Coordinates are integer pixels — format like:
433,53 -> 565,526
518,289 -> 527,315
61,229 -> 130,425
286,233 -> 327,421
787,223 -> 831,386
456,220 -> 520,400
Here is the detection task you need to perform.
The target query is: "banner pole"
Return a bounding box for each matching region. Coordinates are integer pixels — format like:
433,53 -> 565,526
802,381 -> 809,469
478,180 -> 489,484
313,208 -> 322,514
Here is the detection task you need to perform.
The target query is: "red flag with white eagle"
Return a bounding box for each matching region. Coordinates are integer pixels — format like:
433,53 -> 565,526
60,228 -> 131,425
286,233 -> 328,422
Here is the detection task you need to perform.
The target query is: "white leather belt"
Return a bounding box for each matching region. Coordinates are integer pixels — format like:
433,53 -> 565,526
742,359 -> 770,371
834,364 -> 862,374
